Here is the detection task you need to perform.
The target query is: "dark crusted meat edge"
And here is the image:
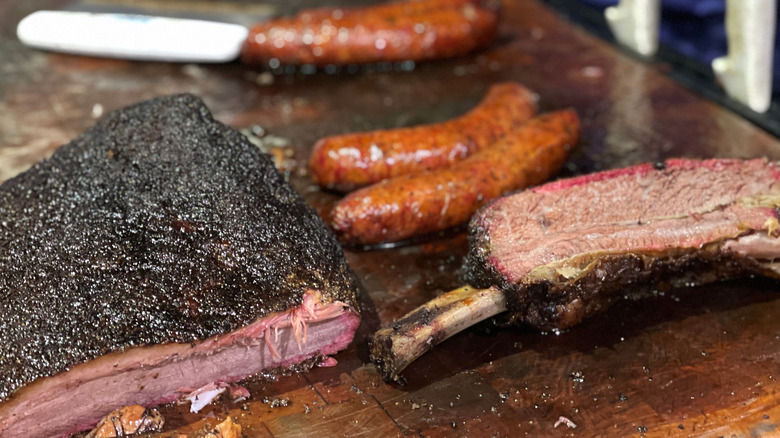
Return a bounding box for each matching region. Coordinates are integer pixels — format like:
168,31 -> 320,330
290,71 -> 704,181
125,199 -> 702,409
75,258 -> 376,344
465,232 -> 780,330
0,94 -> 360,402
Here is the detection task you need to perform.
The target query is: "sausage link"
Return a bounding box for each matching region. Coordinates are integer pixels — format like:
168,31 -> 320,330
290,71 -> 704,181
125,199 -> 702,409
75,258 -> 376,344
241,0 -> 500,67
309,82 -> 538,192
331,109 -> 580,245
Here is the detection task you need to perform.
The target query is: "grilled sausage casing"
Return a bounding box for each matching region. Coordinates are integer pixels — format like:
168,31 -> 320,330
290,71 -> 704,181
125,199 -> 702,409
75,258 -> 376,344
241,0 -> 500,67
310,82 -> 539,192
331,109 -> 580,245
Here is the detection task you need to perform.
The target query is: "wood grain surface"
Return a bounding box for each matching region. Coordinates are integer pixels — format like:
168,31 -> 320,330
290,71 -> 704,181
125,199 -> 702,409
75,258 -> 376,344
2,0 -> 780,437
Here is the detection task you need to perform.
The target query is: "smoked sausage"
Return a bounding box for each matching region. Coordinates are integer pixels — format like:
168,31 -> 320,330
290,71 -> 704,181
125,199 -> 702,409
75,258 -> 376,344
241,0 -> 500,67
310,82 -> 538,192
330,109 -> 580,245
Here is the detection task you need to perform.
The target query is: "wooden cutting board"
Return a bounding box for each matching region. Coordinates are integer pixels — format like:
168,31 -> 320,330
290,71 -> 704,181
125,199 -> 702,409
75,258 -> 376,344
2,0 -> 780,436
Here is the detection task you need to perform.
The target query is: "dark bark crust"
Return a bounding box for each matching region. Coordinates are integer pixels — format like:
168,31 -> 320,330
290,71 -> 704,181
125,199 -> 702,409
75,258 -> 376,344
466,234 -> 780,331
0,95 -> 360,402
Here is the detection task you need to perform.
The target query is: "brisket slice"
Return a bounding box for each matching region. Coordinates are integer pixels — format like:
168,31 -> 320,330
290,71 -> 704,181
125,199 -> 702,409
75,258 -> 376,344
0,95 -> 361,438
371,158 -> 780,380
467,158 -> 780,330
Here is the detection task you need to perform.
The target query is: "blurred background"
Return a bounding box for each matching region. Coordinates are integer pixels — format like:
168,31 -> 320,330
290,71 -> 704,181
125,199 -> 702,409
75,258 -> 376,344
545,0 -> 780,137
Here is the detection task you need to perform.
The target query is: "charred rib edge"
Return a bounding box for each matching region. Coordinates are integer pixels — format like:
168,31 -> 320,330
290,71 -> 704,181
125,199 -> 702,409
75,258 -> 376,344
370,229 -> 780,381
369,285 -> 506,382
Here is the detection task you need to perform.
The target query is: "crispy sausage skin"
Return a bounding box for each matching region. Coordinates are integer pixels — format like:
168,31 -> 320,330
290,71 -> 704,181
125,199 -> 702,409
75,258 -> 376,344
241,0 -> 500,67
309,82 -> 538,192
331,110 -> 580,245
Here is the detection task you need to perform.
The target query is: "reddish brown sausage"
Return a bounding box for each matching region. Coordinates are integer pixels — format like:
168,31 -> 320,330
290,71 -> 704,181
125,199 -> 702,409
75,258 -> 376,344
241,0 -> 500,67
331,109 -> 580,245
309,82 -> 538,192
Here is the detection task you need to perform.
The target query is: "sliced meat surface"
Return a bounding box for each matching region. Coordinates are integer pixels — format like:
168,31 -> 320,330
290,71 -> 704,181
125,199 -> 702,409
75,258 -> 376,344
0,94 -> 361,438
372,158 -> 780,380
467,158 -> 780,329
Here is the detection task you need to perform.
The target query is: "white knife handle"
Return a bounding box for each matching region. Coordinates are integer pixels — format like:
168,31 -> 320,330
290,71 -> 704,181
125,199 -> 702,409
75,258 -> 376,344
605,0 -> 661,58
16,10 -> 248,63
712,0 -> 777,113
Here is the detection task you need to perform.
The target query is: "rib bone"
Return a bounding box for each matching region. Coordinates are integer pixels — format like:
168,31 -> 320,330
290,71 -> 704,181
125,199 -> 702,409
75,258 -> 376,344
370,286 -> 506,381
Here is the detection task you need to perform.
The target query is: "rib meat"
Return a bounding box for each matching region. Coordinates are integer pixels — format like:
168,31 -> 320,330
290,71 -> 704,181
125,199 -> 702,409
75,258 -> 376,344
372,158 -> 780,380
0,94 -> 361,438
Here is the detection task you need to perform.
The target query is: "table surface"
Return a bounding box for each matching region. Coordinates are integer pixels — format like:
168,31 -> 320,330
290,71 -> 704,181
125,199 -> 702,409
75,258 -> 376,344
3,1 -> 780,437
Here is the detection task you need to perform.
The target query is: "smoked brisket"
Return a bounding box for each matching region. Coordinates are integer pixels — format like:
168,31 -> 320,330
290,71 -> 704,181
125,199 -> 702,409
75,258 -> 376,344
0,94 -> 361,437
